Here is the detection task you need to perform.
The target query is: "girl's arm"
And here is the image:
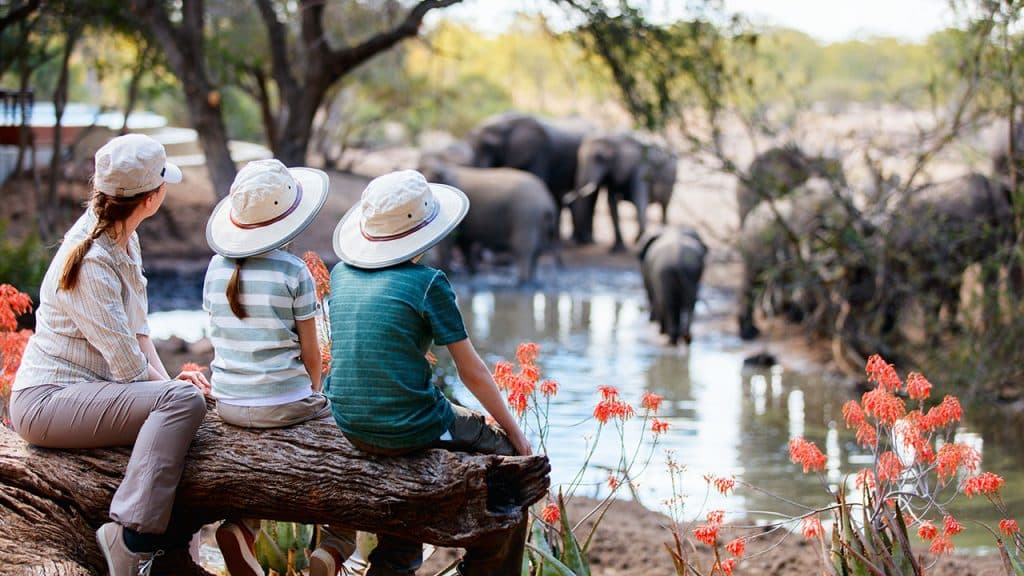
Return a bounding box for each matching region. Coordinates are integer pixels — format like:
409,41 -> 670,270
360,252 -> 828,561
296,317 -> 322,391
448,338 -> 532,456
137,334 -> 171,380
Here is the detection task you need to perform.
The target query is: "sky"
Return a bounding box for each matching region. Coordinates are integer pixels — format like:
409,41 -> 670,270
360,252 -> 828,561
425,0 -> 955,44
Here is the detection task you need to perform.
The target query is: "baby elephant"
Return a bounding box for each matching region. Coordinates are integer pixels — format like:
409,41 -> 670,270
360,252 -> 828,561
420,157 -> 558,285
639,227 -> 707,345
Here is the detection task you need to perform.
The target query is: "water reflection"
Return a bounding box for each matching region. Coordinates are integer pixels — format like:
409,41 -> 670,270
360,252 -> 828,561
148,274 -> 1024,549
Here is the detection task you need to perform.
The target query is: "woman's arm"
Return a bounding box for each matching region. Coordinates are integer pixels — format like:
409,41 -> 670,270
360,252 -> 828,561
448,338 -> 532,456
296,317 -> 322,392
137,334 -> 171,380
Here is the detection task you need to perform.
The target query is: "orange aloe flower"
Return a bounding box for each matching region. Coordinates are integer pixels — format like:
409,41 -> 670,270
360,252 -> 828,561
962,472 -> 1005,498
942,515 -> 963,536
516,342 -> 539,366
788,437 -> 826,473
1000,519 -> 1019,536
713,476 -> 736,495
651,418 -> 670,435
917,520 -> 937,541
866,354 -> 901,392
725,538 -> 746,557
929,535 -> 954,555
694,524 -> 719,545
539,380 -> 559,396
302,251 -> 331,302
719,559 -> 737,575
801,515 -> 824,540
540,502 -> 559,524
0,284 -> 32,332
641,391 -> 663,413
905,372 -> 932,401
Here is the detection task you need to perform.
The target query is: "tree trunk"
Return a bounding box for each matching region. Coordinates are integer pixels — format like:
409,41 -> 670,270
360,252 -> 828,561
0,409 -> 550,575
43,23 -> 81,242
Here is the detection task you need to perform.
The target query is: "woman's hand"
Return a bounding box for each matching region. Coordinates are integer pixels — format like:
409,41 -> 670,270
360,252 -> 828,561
176,370 -> 211,396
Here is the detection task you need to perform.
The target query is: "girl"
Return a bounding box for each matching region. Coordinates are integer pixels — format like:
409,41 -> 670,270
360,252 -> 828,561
10,134 -> 210,575
203,159 -> 353,576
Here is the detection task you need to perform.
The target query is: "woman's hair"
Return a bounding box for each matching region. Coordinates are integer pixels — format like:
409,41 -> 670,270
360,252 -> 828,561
226,258 -> 247,319
59,187 -> 159,291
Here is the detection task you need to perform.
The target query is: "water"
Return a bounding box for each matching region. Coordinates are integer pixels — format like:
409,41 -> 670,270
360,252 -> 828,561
148,267 -> 1024,551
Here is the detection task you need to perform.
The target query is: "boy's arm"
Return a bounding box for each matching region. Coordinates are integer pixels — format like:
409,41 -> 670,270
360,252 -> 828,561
297,317 -> 323,391
447,338 -> 532,456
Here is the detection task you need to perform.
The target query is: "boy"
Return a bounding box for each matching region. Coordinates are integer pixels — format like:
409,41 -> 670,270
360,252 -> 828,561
328,170 -> 531,576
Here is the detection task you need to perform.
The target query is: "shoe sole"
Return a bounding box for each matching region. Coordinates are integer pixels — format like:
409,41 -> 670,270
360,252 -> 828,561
215,524 -> 263,576
309,549 -> 337,576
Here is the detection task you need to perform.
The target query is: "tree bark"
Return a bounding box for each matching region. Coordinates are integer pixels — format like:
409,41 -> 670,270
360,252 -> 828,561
0,409 -> 550,575
130,0 -> 236,198
256,0 -> 462,166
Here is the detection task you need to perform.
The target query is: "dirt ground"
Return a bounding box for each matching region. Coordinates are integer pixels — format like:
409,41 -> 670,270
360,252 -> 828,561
0,142 -> 1006,573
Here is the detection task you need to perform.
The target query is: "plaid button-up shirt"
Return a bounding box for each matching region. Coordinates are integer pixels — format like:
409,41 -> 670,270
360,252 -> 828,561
13,209 -> 151,390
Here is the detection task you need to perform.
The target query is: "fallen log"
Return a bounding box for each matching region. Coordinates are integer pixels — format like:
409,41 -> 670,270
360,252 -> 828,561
0,406 -> 551,574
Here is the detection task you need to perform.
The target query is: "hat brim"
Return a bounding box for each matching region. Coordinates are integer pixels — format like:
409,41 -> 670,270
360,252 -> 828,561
333,183 -> 469,269
206,167 -> 329,258
163,162 -> 183,184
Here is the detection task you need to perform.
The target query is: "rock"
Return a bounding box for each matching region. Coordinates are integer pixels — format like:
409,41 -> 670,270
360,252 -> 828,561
156,336 -> 188,355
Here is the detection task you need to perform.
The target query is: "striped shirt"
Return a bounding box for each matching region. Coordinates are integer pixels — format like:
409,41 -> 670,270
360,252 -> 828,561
327,262 -> 466,450
203,250 -> 319,406
13,209 -> 151,390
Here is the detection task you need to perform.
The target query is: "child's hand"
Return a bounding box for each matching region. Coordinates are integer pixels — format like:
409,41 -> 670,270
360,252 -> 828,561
510,430 -> 533,456
176,370 -> 211,396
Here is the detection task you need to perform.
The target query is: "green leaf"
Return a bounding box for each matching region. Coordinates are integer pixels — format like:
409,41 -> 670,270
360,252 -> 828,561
255,527 -> 287,572
525,542 -> 581,576
557,491 -> 591,576
529,518 -> 564,576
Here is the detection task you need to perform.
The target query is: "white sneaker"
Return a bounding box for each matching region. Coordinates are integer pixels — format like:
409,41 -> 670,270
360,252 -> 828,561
95,522 -> 163,576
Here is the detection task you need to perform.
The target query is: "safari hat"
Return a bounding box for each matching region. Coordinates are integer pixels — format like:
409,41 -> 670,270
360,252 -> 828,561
206,159 -> 329,258
94,133 -> 182,197
333,169 -> 469,269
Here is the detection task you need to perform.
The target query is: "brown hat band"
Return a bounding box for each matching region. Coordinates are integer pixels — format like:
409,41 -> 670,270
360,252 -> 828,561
230,181 -> 304,230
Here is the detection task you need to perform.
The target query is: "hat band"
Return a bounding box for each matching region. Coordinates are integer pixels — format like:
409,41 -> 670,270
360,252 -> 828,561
361,199 -> 440,242
230,181 -> 303,230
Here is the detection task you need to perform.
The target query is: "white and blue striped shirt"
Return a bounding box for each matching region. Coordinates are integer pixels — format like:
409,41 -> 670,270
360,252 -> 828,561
202,250 -> 319,406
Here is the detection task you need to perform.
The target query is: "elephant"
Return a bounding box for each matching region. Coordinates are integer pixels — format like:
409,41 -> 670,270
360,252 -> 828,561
737,179 -> 856,340
737,145 -> 845,227
573,133 -> 678,252
882,172 -> 1015,339
468,112 -> 590,241
419,157 -> 558,285
638,227 -> 707,346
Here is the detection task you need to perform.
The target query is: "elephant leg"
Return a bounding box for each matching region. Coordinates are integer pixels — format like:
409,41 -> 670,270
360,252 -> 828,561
658,268 -> 682,345
571,193 -> 599,245
642,265 -> 657,322
608,193 -> 626,253
661,202 -> 669,226
739,263 -> 761,340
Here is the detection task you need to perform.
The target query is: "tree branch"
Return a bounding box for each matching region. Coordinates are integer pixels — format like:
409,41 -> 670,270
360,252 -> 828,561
322,0 -> 463,80
0,0 -> 40,34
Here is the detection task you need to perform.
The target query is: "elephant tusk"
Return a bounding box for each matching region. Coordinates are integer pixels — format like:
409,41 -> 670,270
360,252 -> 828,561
563,182 -> 598,205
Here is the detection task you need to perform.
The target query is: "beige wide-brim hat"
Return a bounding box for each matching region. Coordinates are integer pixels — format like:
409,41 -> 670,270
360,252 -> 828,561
333,169 -> 469,269
207,160 -> 330,258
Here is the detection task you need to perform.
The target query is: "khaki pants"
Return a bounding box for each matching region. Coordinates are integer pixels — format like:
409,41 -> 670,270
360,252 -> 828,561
10,380 -> 207,534
345,404 -> 527,576
216,392 -> 356,559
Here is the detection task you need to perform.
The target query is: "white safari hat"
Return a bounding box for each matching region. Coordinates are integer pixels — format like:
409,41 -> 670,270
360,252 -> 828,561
94,133 -> 182,197
206,159 -> 330,258
333,169 -> 469,269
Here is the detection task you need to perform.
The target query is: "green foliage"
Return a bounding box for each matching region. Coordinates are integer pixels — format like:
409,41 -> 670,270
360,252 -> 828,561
0,222 -> 50,303
254,521 -> 315,574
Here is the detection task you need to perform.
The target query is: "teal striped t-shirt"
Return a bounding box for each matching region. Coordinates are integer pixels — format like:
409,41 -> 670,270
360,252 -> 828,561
203,250 -> 320,405
328,262 -> 466,450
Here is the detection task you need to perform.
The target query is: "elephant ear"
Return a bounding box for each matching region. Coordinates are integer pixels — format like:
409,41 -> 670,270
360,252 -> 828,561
637,228 -> 662,261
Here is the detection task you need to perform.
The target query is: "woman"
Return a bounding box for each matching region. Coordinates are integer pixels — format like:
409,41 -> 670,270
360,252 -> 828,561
9,134 -> 210,575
